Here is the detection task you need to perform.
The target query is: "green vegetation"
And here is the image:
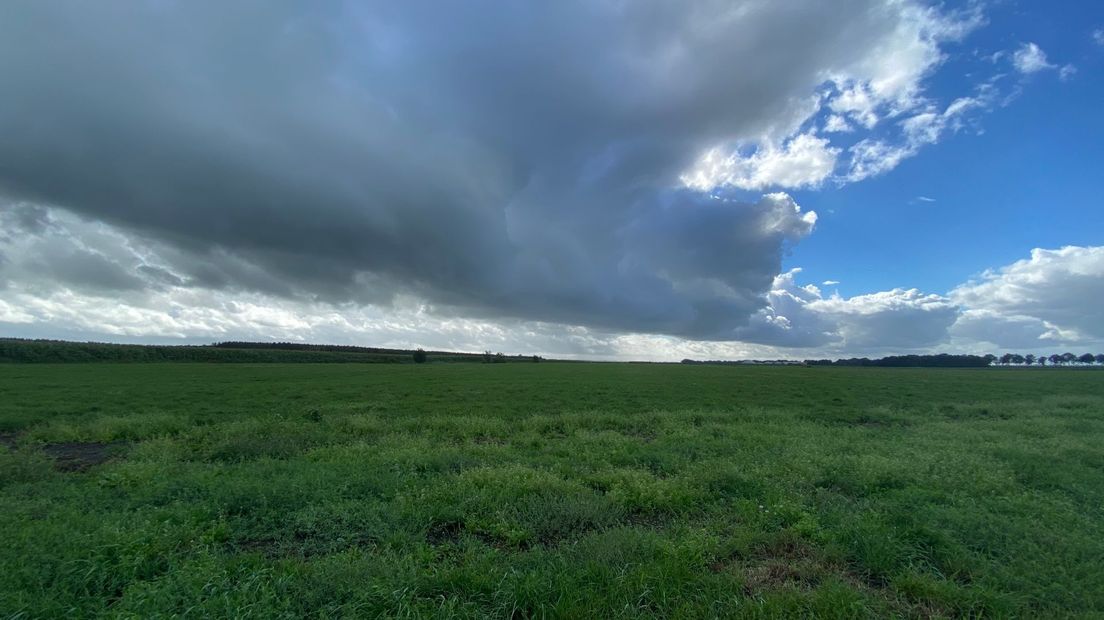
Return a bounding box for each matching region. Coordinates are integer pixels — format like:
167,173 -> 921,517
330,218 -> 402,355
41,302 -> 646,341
1,363 -> 1102,618
0,339 -> 535,364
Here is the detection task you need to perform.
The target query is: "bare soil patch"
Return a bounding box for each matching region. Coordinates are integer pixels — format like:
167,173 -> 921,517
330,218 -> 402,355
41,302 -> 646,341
42,441 -> 127,472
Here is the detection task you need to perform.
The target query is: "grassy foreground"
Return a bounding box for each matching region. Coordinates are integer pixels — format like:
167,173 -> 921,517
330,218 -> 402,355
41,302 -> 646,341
1,364 -> 1102,618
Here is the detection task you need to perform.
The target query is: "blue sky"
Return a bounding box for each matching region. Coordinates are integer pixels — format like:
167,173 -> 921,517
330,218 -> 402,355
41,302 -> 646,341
789,1 -> 1104,298
0,1 -> 1101,360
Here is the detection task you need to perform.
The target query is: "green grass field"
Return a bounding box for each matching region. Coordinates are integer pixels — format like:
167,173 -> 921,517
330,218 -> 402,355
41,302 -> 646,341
1,363 -> 1102,618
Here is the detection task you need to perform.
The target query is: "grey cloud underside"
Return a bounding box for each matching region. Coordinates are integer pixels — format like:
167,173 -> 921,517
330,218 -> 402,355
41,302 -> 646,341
733,272 -> 961,352
0,1 -> 944,339
949,247 -> 1104,347
2,204 -> 1101,356
950,311 -> 1061,350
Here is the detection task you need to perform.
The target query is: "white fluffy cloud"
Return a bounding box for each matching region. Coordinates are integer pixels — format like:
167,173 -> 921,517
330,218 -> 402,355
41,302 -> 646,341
846,139 -> 917,182
845,93 -> 988,181
1012,42 -> 1056,74
681,133 -> 840,191
950,310 -> 1078,351
826,3 -> 983,121
1001,42 -> 1074,81
949,247 -> 1104,348
684,6 -> 1025,192
732,247 -> 1104,356
823,115 -> 853,133
676,2 -> 995,192
812,288 -> 959,350
729,270 -> 958,352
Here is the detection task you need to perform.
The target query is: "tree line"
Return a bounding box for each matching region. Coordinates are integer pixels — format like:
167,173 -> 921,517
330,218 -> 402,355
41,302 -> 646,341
0,339 -> 540,364
992,352 -> 1104,366
804,354 -> 994,367
684,354 -> 996,367
689,353 -> 1104,368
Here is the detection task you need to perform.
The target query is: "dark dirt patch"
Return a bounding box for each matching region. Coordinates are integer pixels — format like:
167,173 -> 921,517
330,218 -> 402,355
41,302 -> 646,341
42,441 -> 127,472
711,537 -> 871,597
426,520 -> 465,545
938,404 -> 1013,421
425,519 -> 524,550
741,558 -> 825,594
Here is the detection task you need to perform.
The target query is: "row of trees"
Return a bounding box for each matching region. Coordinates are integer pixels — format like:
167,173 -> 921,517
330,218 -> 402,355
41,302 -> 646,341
0,338 -> 413,363
1,338 -> 532,364
689,353 -> 1104,368
479,351 -> 543,363
412,348 -> 543,364
993,352 -> 1104,366
806,354 -> 992,367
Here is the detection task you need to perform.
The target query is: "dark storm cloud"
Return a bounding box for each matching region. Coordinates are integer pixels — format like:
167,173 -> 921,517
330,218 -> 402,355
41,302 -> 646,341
31,249 -> 146,293
136,265 -> 186,289
0,1 -> 938,338
5,204 -> 52,235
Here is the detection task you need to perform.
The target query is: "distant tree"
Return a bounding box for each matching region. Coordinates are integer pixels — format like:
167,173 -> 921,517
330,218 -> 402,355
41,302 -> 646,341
531,355 -> 542,363
999,353 -> 1013,365
1010,354 -> 1025,365
982,354 -> 997,366
1078,353 -> 1095,364
1061,352 -> 1077,365
1038,355 -> 1047,366
412,348 -> 427,364
482,351 -> 494,363
493,352 -> 507,363
1024,354 -> 1035,366
1096,354 -> 1104,365
1049,354 -> 1062,366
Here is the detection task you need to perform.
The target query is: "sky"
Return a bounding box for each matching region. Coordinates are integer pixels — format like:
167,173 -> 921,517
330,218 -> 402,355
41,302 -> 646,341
0,0 -> 1102,361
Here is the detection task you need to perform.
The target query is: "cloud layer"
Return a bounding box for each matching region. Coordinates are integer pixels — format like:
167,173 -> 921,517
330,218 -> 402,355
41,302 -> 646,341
949,247 -> 1104,349
0,2 -> 1092,358
0,0 -> 992,340
2,204 -> 1100,358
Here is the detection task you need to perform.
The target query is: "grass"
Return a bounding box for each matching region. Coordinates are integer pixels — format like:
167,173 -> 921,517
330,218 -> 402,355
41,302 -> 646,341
1,363 -> 1102,618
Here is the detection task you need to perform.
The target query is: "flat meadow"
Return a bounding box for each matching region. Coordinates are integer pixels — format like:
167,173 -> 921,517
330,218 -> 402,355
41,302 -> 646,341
1,363 -> 1102,618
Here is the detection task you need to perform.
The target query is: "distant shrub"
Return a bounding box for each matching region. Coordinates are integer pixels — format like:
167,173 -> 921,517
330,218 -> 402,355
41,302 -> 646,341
413,348 -> 427,364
